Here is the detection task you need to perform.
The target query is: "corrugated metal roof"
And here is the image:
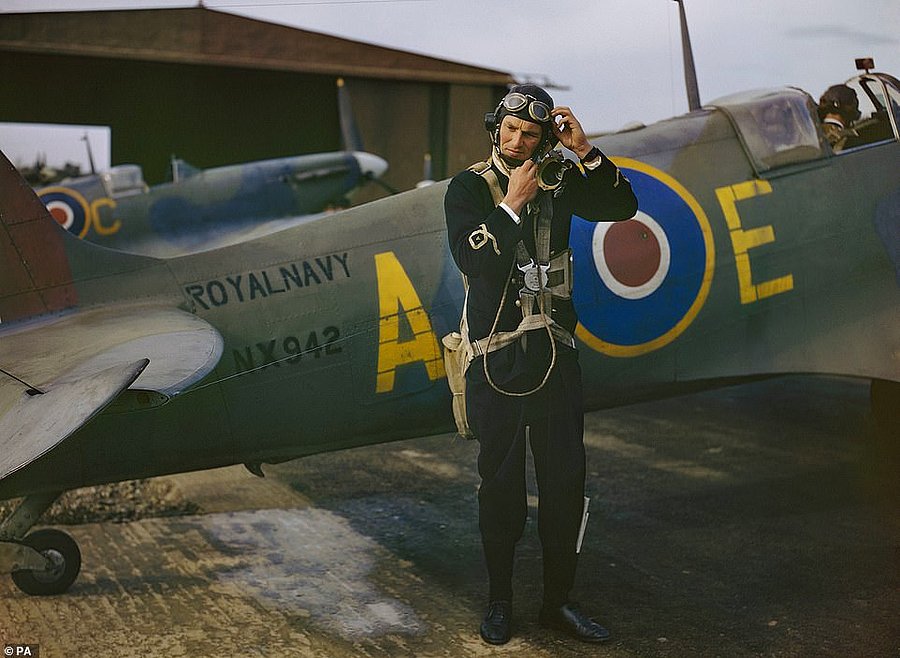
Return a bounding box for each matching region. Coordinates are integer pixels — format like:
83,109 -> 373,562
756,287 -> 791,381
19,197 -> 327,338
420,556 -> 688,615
0,7 -> 515,86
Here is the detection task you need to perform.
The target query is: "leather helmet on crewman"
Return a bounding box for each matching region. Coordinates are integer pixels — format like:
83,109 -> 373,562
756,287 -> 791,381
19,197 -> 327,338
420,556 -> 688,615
485,84 -> 556,152
817,84 -> 861,126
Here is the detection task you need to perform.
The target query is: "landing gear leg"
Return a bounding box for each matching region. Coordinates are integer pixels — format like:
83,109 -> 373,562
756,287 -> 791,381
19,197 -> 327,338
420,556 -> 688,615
870,378 -> 900,442
0,491 -> 82,595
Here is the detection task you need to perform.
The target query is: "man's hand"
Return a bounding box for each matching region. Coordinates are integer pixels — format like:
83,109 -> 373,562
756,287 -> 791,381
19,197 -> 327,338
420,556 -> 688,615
551,106 -> 593,159
503,160 -> 538,214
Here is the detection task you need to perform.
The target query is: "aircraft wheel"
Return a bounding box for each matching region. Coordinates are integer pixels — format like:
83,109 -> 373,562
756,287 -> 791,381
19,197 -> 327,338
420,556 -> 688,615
11,528 -> 81,596
870,379 -> 900,442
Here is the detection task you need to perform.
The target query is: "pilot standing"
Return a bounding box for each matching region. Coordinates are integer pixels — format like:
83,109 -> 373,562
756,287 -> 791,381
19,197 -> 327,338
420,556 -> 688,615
443,84 -> 637,645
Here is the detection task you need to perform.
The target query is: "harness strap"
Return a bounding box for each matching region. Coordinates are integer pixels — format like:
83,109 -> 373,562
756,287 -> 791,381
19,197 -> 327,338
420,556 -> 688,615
462,159 -> 575,397
517,191 -> 555,319
468,161 -> 504,206
470,313 -> 575,358
468,156 -> 573,313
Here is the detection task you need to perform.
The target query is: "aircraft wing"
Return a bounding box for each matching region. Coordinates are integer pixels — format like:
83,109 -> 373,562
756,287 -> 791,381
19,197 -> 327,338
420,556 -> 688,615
0,359 -> 149,482
0,305 -> 223,481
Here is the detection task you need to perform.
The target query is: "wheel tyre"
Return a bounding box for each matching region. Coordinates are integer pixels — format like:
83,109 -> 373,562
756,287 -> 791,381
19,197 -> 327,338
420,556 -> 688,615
11,528 -> 82,596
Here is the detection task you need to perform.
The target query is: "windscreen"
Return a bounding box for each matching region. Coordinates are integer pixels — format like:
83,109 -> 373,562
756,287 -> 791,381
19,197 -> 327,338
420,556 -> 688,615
711,88 -> 826,172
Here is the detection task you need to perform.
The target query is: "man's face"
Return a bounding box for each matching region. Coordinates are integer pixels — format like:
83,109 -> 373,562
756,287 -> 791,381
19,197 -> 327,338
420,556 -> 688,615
498,115 -> 543,165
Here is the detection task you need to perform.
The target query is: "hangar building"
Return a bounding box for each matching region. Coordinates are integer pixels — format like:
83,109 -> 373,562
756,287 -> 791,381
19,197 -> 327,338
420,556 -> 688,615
0,7 -> 515,199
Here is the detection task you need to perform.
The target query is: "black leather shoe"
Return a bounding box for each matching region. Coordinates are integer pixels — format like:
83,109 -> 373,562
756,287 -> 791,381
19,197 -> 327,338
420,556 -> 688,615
539,602 -> 610,643
480,600 -> 512,645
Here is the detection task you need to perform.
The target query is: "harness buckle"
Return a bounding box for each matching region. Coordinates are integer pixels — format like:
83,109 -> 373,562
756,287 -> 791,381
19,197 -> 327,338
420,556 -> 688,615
518,259 -> 550,294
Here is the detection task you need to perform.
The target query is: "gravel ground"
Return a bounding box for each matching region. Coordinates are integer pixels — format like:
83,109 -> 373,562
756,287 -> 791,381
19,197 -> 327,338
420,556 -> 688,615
0,479 -> 199,527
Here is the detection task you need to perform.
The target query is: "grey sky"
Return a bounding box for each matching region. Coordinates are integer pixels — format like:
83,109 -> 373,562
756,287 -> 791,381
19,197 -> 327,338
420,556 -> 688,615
1,0 -> 898,168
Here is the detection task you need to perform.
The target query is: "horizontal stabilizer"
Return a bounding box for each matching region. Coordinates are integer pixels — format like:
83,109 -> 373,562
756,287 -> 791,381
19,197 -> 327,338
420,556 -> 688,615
0,305 -> 223,399
0,359 -> 148,482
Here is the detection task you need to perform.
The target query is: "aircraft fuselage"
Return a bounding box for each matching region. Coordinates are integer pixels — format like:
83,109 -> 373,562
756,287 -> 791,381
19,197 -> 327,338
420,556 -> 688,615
2,92 -> 897,500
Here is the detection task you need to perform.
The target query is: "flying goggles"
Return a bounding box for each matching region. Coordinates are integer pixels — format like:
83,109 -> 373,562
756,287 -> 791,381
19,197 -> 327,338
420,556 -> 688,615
500,92 -> 552,123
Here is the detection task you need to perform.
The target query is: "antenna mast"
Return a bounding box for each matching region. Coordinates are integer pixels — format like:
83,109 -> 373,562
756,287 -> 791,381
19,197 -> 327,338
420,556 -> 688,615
673,0 -> 701,111
81,132 -> 96,175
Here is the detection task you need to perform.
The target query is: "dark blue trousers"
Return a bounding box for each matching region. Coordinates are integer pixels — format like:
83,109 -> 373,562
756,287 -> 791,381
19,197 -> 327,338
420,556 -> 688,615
466,347 -> 586,606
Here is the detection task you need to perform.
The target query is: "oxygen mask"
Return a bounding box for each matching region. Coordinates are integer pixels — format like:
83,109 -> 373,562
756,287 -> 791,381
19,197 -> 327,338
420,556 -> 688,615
535,150 -> 573,191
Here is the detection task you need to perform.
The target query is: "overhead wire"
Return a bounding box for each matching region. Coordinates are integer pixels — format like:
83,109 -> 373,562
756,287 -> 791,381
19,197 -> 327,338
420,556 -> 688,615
205,0 -> 436,7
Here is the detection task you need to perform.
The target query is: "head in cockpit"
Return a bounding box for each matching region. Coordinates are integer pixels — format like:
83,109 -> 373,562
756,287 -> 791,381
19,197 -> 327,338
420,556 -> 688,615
818,84 -> 860,130
818,84 -> 861,150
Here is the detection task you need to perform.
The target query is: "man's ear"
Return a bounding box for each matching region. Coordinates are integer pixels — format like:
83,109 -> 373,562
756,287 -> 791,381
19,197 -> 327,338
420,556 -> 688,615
484,112 -> 497,134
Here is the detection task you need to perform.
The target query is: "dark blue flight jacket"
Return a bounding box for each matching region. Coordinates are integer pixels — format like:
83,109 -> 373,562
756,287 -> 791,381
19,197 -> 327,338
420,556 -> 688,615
444,152 -> 638,392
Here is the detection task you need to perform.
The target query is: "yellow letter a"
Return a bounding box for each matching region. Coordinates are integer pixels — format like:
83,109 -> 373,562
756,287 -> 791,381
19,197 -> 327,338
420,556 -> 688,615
375,251 -> 445,393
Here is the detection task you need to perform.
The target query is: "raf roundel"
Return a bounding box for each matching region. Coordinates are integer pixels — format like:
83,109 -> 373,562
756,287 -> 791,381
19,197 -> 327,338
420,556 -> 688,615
591,210 -> 671,300
38,187 -> 91,238
571,158 -> 714,357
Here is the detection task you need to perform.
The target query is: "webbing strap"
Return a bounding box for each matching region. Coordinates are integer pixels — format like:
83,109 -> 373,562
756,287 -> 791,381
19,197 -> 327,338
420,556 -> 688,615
468,161 -> 504,207
470,313 -> 574,358
469,160 -> 552,272
531,194 -> 553,265
517,192 -> 554,318
462,159 -> 573,398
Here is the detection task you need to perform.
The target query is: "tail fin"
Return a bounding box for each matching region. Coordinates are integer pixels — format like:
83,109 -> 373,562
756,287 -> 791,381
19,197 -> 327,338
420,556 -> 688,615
0,150 -> 77,324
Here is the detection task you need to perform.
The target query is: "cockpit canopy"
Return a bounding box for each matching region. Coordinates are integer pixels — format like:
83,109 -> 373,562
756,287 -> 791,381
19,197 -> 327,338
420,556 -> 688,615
710,87 -> 827,173
100,164 -> 148,198
710,72 -> 899,174
842,72 -> 900,145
